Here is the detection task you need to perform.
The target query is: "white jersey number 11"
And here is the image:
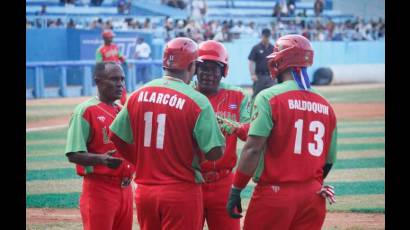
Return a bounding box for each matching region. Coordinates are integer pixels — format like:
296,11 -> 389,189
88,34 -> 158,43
144,112 -> 166,149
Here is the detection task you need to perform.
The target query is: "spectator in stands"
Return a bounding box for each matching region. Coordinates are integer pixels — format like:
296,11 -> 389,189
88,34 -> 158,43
314,0 -> 324,17
173,19 -> 185,37
57,18 -> 64,27
191,0 -> 207,23
272,2 -> 281,18
288,0 -> 296,16
231,20 -> 245,39
67,19 -> 76,28
376,17 -> 385,39
325,19 -> 335,40
105,20 -> 113,30
279,0 -> 288,16
214,20 -> 231,42
91,0 -> 104,6
167,0 -> 187,9
202,20 -> 215,40
243,21 -> 258,37
79,0 -> 91,6
65,0 -> 76,6
96,18 -> 104,29
164,17 -> 175,42
35,4 -> 47,15
225,0 -> 235,8
153,22 -> 167,38
143,18 -> 152,29
134,37 -> 152,84
26,18 -> 32,29
117,0 -> 131,14
248,28 -> 275,98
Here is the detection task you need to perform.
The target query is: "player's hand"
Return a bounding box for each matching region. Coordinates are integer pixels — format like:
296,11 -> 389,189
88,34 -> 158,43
251,74 -> 258,82
217,115 -> 241,135
226,187 -> 243,219
101,150 -> 122,169
317,184 -> 336,205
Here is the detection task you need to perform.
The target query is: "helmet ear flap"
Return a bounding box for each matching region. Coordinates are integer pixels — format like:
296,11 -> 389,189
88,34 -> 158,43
223,64 -> 228,77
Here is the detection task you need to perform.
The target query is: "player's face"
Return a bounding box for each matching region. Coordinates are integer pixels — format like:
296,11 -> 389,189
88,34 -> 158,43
98,64 -> 125,102
196,60 -> 223,94
104,36 -> 113,44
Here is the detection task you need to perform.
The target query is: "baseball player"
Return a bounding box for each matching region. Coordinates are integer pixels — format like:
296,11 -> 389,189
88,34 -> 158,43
96,29 -> 127,105
65,62 -> 135,230
192,40 -> 251,230
226,34 -> 337,230
109,37 -> 225,230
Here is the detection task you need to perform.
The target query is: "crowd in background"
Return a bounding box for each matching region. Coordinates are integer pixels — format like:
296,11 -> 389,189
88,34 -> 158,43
26,0 -> 385,42
26,15 -> 385,42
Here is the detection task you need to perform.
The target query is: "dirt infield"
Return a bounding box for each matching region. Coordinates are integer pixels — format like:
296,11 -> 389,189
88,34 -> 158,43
27,208 -> 385,229
333,103 -> 384,120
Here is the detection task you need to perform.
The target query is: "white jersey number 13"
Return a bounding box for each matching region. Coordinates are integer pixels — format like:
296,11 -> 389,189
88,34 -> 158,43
144,112 -> 166,149
293,119 -> 325,156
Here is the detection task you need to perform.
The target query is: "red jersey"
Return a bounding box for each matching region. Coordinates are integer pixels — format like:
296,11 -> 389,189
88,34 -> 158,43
249,80 -> 337,184
96,43 -> 125,63
65,97 -> 135,177
110,76 -> 225,185
197,82 -> 251,172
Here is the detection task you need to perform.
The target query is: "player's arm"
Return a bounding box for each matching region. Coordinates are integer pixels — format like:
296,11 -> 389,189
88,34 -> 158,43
227,93 -> 272,218
205,146 -> 224,161
96,47 -> 103,62
66,150 -> 121,169
194,103 -> 225,161
217,115 -> 250,141
323,125 -> 338,179
248,60 -> 257,82
118,48 -> 126,64
109,104 -> 136,164
65,113 -> 121,169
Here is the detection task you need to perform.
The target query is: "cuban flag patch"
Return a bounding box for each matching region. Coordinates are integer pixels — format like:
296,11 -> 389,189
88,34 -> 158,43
228,104 -> 238,110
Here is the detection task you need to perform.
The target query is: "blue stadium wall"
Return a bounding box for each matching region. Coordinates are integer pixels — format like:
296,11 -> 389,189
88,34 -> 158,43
26,29 -> 384,88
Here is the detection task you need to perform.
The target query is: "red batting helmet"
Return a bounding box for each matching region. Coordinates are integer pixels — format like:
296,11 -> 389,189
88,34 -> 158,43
198,40 -> 229,77
266,34 -> 314,79
163,37 -> 198,70
102,30 -> 115,38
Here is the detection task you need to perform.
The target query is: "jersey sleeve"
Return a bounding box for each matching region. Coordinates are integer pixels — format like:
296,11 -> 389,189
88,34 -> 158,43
326,126 -> 338,164
96,48 -> 103,62
193,103 -> 225,154
239,92 -> 252,123
248,94 -> 273,137
65,113 -> 90,154
109,106 -> 134,144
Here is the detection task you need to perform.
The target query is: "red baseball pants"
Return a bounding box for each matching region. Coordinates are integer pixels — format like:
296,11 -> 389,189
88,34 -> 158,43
202,173 -> 240,230
79,175 -> 133,230
135,183 -> 203,230
244,179 -> 326,230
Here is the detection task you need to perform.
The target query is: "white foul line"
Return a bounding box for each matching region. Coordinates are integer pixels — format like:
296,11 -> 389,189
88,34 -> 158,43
26,124 -> 67,132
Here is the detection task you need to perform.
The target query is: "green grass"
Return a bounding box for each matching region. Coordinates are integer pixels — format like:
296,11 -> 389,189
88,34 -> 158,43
26,105 -> 75,123
338,132 -> 385,138
319,88 -> 385,103
26,128 -> 67,142
26,155 -> 67,162
334,158 -> 384,169
349,208 -> 385,213
337,143 -> 384,151
27,168 -> 77,181
27,193 -> 80,208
